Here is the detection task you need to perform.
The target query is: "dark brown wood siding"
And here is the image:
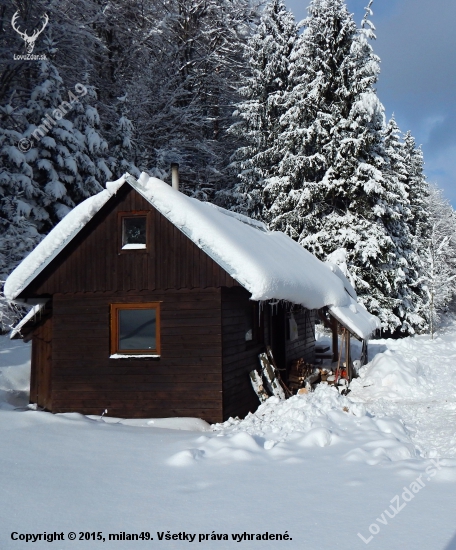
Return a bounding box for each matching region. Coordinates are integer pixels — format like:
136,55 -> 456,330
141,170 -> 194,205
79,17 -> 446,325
25,185 -> 239,297
285,308 -> 317,367
31,316 -> 52,409
221,287 -> 264,420
220,292 -> 318,420
50,289 -> 223,422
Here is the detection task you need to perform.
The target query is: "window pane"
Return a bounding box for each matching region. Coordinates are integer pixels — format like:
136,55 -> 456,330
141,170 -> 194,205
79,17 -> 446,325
123,217 -> 146,246
118,309 -> 156,351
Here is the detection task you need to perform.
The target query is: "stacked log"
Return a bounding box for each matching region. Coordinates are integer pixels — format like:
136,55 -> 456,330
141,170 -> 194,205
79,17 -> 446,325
288,358 -> 320,392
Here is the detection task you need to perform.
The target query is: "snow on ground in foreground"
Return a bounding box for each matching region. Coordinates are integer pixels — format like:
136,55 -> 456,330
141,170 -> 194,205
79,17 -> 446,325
99,415 -> 211,432
196,386 -> 416,466
2,332 -> 456,549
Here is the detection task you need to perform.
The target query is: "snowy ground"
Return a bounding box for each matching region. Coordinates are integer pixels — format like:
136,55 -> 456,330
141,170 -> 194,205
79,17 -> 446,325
2,330 -> 456,549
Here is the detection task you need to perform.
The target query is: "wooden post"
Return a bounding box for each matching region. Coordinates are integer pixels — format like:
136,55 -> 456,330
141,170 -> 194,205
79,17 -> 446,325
346,330 -> 352,382
332,317 -> 338,362
361,339 -> 368,366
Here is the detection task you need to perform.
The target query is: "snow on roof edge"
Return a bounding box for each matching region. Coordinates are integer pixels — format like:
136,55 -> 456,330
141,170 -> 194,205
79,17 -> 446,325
329,297 -> 381,340
205,203 -> 268,232
325,262 -> 357,300
10,303 -> 45,339
4,175 -> 128,302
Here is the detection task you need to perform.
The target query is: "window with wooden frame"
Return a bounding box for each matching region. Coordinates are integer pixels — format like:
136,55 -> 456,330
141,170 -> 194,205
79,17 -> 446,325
119,212 -> 148,251
110,303 -> 161,356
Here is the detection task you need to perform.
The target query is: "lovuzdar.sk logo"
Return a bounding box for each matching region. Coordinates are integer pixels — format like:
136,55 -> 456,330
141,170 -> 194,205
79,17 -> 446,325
11,10 -> 49,60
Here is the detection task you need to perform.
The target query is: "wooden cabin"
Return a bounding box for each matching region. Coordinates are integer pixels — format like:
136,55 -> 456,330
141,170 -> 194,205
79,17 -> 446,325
5,173 -> 379,423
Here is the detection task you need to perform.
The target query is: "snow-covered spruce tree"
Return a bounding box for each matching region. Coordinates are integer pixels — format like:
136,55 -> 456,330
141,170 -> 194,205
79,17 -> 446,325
69,83 -> 112,199
262,0 -> 420,334
24,56 -> 112,226
0,54 -> 112,283
0,5 -> 114,328
0,0 -> 148,176
0,102 -> 44,280
0,0 -> 107,105
423,186 -> 456,337
262,0 -> 360,227
382,116 -> 428,333
403,131 -> 431,247
228,0 -> 297,218
0,97 -> 45,332
109,96 -> 140,178
128,0 -> 259,200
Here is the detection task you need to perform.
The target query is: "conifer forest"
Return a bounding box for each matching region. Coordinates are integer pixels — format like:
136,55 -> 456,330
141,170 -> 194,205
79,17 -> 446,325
1,0 -> 455,336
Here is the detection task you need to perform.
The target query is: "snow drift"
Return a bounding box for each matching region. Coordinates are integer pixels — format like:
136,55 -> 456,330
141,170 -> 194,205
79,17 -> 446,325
168,385 -> 416,467
350,349 -> 429,401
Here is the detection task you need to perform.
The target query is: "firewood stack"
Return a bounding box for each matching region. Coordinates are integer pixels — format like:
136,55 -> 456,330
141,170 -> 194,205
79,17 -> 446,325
288,358 -> 320,392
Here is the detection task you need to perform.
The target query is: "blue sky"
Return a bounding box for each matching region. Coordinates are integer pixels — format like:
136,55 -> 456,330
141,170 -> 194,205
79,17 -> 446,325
285,0 -> 456,206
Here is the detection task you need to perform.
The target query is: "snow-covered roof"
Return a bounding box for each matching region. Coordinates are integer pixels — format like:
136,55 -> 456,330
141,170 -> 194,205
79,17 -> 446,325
4,172 -> 380,338
325,262 -> 357,301
329,296 -> 381,340
133,173 -> 349,309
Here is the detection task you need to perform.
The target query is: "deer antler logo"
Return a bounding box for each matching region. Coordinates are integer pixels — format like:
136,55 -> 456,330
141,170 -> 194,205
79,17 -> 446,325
11,11 -> 49,54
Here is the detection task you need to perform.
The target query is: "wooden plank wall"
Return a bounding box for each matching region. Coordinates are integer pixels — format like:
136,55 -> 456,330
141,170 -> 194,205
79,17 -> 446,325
27,185 -> 239,296
31,316 -> 52,409
221,287 -> 265,420
285,308 -> 317,368
220,293 -> 318,419
51,289 -> 224,422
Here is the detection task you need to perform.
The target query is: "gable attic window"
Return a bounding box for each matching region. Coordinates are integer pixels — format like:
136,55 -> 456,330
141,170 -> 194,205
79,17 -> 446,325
120,212 -> 148,250
110,303 -> 161,357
